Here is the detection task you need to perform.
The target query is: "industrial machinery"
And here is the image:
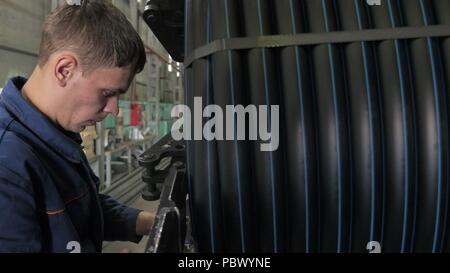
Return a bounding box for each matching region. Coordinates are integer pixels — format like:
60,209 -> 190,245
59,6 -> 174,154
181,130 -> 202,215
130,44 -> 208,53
141,0 -> 450,253
139,133 -> 192,252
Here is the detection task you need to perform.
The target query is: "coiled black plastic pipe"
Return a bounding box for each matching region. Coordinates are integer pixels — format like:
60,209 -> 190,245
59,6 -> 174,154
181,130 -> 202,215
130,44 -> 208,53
184,0 -> 450,253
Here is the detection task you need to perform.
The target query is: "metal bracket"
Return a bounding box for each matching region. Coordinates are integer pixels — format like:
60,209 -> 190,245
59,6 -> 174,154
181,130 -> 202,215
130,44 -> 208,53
138,134 -> 189,253
144,163 -> 187,253
138,133 -> 185,201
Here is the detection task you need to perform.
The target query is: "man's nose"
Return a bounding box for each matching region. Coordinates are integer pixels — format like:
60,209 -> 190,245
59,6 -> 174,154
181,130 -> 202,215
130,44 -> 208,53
103,96 -> 119,117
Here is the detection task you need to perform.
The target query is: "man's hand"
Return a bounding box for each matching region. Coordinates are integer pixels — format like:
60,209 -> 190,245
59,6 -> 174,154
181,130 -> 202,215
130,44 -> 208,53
136,211 -> 155,236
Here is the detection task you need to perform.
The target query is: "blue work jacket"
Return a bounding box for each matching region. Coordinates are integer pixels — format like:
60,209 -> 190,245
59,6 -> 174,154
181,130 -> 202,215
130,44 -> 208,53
0,77 -> 142,253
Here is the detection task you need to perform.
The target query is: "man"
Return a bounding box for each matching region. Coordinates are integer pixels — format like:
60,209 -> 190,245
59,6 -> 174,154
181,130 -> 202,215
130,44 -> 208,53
0,0 -> 154,252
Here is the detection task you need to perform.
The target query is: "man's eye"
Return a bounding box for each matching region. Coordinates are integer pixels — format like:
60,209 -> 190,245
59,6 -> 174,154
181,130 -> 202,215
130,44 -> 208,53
103,91 -> 116,97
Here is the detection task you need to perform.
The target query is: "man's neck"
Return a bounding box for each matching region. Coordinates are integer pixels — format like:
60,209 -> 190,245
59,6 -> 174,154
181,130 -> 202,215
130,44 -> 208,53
21,68 -> 58,125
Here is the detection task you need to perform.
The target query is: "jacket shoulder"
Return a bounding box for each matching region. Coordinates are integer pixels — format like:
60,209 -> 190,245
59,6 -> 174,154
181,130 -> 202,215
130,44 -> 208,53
0,106 -> 14,140
0,122 -> 43,191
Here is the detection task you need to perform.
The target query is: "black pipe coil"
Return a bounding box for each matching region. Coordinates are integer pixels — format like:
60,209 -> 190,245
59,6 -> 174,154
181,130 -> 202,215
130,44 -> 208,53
184,0 -> 450,253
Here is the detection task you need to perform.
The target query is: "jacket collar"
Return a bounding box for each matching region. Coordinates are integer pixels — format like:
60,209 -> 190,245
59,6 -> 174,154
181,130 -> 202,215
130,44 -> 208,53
0,77 -> 83,163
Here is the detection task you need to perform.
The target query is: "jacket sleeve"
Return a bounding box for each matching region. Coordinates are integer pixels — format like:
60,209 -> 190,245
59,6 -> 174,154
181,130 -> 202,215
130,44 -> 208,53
0,165 -> 42,253
98,193 -> 143,243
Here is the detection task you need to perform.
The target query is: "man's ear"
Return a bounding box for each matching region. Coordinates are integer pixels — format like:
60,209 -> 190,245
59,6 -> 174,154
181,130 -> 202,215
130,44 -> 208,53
53,54 -> 79,87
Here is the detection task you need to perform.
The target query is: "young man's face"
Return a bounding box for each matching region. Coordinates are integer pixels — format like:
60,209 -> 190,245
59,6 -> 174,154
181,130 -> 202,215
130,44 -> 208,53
61,66 -> 133,132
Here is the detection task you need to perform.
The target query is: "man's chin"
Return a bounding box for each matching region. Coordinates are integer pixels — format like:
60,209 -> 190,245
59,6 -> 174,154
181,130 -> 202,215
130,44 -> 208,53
78,121 -> 97,132
69,124 -> 86,133
55,123 -> 82,133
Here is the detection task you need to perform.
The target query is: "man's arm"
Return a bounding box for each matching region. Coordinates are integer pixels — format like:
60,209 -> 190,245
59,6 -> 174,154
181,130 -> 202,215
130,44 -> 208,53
98,193 -> 154,242
0,166 -> 42,253
136,210 -> 155,236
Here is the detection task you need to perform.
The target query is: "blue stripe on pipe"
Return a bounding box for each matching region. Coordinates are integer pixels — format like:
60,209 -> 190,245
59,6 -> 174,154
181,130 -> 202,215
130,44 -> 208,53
289,0 -> 310,253
256,0 -> 278,253
184,1 -> 195,248
184,1 -> 188,56
394,0 -> 419,253
206,0 -> 216,252
300,1 -> 322,252
363,2 -> 387,248
334,0 -> 354,253
407,58 -> 418,252
419,0 -> 444,253
224,0 -> 246,252
376,57 -> 387,248
387,0 -> 410,253
342,51 -> 354,252
321,0 -> 343,253
354,0 -> 377,243
372,42 -> 387,251
437,46 -> 449,253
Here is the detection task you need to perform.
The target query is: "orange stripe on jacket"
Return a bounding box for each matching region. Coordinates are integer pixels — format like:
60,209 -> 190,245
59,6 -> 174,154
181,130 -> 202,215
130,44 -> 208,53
45,188 -> 89,215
